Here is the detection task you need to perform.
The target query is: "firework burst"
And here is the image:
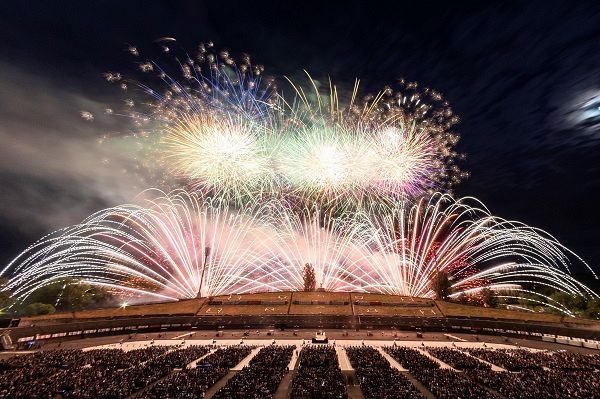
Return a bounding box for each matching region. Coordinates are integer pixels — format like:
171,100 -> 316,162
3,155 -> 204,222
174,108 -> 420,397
358,194 -> 597,312
5,39 -> 595,316
2,191 -> 595,314
104,41 -> 465,207
161,114 -> 278,202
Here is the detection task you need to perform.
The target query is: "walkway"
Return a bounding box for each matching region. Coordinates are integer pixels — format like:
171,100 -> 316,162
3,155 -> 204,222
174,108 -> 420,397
231,346 -> 262,370
336,346 -> 354,370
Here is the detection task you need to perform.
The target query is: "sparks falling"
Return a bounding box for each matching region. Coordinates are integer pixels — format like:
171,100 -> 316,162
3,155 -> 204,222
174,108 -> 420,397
2,191 -> 595,315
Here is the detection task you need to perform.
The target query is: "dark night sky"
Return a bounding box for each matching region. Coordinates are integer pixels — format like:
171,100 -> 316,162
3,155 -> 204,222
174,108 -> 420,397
1,1 -> 599,277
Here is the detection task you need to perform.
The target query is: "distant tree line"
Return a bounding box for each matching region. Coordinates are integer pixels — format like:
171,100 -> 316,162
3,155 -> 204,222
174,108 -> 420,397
430,270 -> 600,319
0,277 -> 117,316
0,269 -> 597,319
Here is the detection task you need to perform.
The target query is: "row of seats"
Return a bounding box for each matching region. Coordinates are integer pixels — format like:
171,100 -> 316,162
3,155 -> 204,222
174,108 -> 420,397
291,346 -> 348,399
346,346 -> 424,399
213,345 -> 294,398
138,345 -> 255,399
2,344 -> 600,398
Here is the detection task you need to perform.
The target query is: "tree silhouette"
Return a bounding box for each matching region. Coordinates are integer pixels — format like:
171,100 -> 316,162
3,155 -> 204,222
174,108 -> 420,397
480,287 -> 498,308
303,263 -> 316,292
431,270 -> 451,300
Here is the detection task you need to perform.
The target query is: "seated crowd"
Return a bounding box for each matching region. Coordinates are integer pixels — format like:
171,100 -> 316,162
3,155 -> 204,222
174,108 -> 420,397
524,350 -> 599,371
212,344 -> 294,399
345,346 -> 424,399
464,348 -> 544,371
425,347 -> 491,370
138,345 -> 255,399
470,369 -> 600,399
2,343 -> 600,399
383,346 -> 439,371
291,346 -> 347,399
0,346 -> 172,398
412,368 -> 499,399
384,346 -> 497,399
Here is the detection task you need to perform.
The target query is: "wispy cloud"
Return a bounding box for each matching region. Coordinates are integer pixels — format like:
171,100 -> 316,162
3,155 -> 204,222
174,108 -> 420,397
0,63 -> 158,240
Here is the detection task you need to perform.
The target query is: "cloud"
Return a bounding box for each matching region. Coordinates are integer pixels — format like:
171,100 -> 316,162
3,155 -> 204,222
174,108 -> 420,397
0,62 -> 157,239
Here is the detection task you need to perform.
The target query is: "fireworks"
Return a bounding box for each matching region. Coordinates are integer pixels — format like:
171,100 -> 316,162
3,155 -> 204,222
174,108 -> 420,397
108,41 -> 464,206
2,191 -> 595,314
162,114 -> 277,202
2,39 -> 597,315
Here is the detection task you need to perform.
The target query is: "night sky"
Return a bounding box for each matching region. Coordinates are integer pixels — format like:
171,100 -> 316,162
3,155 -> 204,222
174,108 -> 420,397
1,1 -> 600,278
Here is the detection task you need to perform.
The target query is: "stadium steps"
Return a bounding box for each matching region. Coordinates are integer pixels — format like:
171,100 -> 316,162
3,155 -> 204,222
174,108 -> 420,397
404,372 -> 437,399
204,346 -> 261,398
376,347 -> 408,371
416,348 -> 456,370
126,369 -> 175,399
203,370 -> 239,399
273,368 -> 297,399
344,369 -> 365,399
462,349 -> 507,371
346,383 -> 365,399
125,346 -> 183,398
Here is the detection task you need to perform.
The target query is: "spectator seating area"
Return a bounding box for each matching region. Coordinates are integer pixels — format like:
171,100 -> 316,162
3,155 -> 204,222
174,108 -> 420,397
2,344 -> 600,398
0,346 -> 172,398
425,347 -> 491,370
291,346 -> 348,399
384,346 -> 497,399
414,368 -> 499,399
470,369 -> 600,399
22,291 -> 590,324
465,348 -> 546,371
384,346 -> 440,370
212,344 -> 294,398
137,345 -> 254,399
345,346 -> 424,399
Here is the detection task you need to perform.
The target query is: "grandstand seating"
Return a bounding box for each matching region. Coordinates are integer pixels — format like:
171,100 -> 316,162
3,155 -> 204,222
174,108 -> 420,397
291,345 -> 348,399
1,344 -> 600,398
212,344 -> 294,398
22,291 -> 583,324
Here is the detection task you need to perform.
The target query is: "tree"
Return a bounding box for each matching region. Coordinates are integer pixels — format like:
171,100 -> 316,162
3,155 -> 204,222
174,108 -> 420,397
22,302 -> 55,316
59,282 -> 93,310
25,281 -> 63,307
303,263 -> 316,292
549,291 -> 588,314
431,271 -> 451,300
583,298 -> 600,319
24,278 -> 116,311
0,278 -> 14,310
456,292 -> 470,305
87,286 -> 117,308
480,288 -> 498,308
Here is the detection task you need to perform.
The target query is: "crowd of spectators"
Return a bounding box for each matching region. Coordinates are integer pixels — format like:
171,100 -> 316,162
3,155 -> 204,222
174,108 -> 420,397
470,369 -> 600,399
464,348 -> 545,371
383,346 -> 498,399
425,347 -> 491,370
138,345 -> 255,399
212,344 -> 294,399
0,346 -> 171,398
148,345 -> 211,369
524,350 -> 599,371
291,346 -> 347,399
3,344 -> 600,399
383,346 -> 439,371
345,346 -> 424,399
413,368 -> 499,399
